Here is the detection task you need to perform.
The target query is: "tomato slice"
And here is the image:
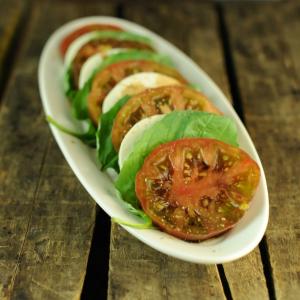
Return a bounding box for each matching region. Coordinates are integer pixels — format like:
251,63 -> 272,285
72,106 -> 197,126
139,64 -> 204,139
135,138 -> 260,241
112,85 -> 221,151
72,40 -> 154,89
88,61 -> 187,125
60,24 -> 122,56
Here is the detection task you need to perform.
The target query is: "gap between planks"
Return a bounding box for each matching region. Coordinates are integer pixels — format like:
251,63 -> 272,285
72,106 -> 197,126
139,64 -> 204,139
259,237 -> 276,300
81,207 -> 111,300
217,265 -> 233,300
81,2 -> 124,299
216,3 -> 275,300
0,0 -> 118,298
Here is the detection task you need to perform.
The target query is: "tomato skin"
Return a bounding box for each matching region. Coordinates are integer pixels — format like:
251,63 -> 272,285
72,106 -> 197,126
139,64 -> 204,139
71,39 -> 154,89
112,85 -> 221,150
60,24 -> 122,57
88,60 -> 187,125
135,138 -> 260,241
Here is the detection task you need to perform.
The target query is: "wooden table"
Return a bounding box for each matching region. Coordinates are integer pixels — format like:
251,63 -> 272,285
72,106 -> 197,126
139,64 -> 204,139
0,0 -> 299,299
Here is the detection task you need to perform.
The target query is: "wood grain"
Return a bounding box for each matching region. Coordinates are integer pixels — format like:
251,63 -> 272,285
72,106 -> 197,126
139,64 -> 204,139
107,3 -> 225,300
0,0 -> 117,299
187,15 -> 231,101
1,0 -> 297,299
222,249 -> 268,300
10,139 -> 96,300
175,6 -> 268,299
109,224 -> 225,300
224,3 -> 300,299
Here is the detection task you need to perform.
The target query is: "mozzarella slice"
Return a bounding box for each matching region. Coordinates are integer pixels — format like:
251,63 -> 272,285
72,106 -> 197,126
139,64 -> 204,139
102,72 -> 180,113
118,115 -> 164,169
78,54 -> 103,89
78,48 -> 130,89
64,31 -> 100,68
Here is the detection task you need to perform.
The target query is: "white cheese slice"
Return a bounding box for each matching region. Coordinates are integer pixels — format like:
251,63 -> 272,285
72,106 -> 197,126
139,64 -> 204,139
118,115 -> 164,169
78,48 -> 130,89
102,72 -> 180,113
64,31 -> 100,68
78,54 -> 103,89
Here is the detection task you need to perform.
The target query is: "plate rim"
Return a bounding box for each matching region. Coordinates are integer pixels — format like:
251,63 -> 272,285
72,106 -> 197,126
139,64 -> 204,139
38,16 -> 269,264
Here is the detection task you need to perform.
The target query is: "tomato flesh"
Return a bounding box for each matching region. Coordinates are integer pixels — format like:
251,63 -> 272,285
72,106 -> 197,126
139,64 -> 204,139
112,85 -> 221,150
135,138 -> 260,241
88,60 -> 187,125
60,24 -> 122,57
72,39 -> 154,89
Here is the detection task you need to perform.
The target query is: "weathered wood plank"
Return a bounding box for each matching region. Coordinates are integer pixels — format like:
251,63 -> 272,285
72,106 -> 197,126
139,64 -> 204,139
224,3 -> 300,299
108,2 -> 269,300
109,3 -> 226,300
0,0 -> 117,299
281,2 -> 300,88
168,2 -> 270,299
109,224 -> 224,300
186,15 -> 231,101
11,139 -> 96,300
222,249 -> 268,300
181,7 -> 268,299
0,0 -> 26,90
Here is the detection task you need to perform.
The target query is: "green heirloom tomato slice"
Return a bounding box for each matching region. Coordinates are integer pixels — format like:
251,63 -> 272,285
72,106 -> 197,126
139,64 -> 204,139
135,138 -> 260,241
112,85 -> 221,151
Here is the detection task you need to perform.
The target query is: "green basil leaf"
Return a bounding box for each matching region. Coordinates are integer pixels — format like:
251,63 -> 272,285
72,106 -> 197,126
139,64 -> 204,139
63,67 -> 77,101
85,30 -> 153,47
71,78 -> 92,119
112,201 -> 152,229
71,50 -> 174,121
115,111 -> 238,207
98,50 -> 174,70
189,82 -> 202,92
96,95 -> 131,171
47,115 -> 97,147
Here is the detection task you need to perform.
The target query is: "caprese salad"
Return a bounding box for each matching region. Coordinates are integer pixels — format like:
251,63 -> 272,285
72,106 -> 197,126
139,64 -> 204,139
48,23 -> 260,241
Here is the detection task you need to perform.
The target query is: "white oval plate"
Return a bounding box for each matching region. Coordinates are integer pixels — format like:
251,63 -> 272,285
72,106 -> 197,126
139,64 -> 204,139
38,16 -> 269,264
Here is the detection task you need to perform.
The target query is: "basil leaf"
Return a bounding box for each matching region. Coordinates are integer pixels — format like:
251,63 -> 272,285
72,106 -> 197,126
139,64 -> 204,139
98,50 -> 174,70
71,50 -> 174,120
96,95 -> 131,171
85,30 -> 153,46
63,68 -> 77,101
71,78 -> 92,119
63,29 -> 155,100
115,111 -> 238,207
112,201 -> 152,229
189,82 -> 202,92
47,115 -> 97,147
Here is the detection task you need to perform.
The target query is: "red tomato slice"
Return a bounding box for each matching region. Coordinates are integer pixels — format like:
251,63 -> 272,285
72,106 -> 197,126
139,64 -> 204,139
112,85 -> 221,151
88,60 -> 187,125
72,39 -> 154,89
135,138 -> 260,241
60,24 -> 122,57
